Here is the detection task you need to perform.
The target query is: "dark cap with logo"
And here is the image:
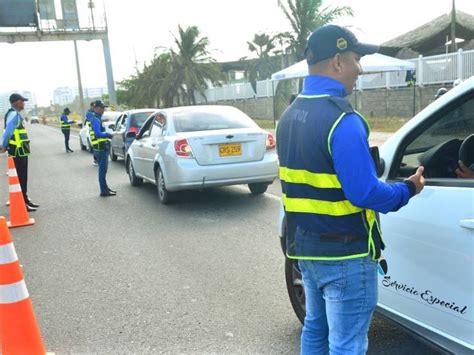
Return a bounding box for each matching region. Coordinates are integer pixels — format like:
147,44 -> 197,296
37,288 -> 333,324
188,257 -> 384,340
305,25 -> 379,65
64,107 -> 71,114
9,93 -> 29,104
93,100 -> 108,108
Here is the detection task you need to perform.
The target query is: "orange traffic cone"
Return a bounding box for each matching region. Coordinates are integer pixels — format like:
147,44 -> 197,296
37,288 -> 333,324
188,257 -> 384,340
6,157 -> 34,228
0,216 -> 46,354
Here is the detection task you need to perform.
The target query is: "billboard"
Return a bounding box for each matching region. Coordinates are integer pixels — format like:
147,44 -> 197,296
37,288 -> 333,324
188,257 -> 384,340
39,0 -> 56,20
61,0 -> 79,29
0,0 -> 37,27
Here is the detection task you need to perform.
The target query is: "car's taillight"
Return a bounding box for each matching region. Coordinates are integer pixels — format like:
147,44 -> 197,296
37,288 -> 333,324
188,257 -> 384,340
266,133 -> 276,150
174,138 -> 193,158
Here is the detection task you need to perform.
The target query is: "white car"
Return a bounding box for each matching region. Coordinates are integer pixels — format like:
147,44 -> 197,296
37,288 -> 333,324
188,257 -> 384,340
125,105 -> 278,204
79,111 -> 122,152
279,77 -> 474,354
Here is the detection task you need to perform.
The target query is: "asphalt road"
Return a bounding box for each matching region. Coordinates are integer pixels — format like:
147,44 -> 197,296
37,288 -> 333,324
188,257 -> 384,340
1,124 -> 441,354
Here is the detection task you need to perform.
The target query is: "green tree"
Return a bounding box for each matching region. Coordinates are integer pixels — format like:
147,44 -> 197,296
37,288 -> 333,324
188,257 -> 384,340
170,25 -> 223,105
279,0 -> 353,61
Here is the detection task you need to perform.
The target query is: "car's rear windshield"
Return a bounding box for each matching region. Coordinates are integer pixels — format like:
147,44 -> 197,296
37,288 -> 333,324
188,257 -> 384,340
173,108 -> 256,132
130,112 -> 154,128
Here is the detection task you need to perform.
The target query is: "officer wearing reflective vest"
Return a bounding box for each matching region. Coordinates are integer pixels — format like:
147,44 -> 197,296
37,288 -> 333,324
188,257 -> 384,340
89,100 -> 116,197
0,93 -> 40,212
276,25 -> 425,354
60,107 -> 76,153
84,102 -> 98,165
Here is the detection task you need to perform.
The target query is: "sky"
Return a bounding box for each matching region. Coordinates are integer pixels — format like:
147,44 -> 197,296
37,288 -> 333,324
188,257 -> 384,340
0,0 -> 473,106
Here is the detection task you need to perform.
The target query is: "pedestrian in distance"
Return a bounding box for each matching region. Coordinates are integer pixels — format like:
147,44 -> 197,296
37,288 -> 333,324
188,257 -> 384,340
276,25 -> 425,355
0,93 -> 40,212
60,107 -> 75,153
84,102 -> 98,166
90,100 -> 116,197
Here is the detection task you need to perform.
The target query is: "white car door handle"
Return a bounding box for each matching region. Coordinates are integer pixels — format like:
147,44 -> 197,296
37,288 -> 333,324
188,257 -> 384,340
459,218 -> 474,230
151,143 -> 156,147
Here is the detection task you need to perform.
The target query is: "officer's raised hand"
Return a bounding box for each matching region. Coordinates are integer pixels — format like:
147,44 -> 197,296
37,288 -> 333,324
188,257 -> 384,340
406,166 -> 425,194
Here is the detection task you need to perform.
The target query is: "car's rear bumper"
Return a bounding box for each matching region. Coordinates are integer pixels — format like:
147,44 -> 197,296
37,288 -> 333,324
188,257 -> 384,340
164,152 -> 278,191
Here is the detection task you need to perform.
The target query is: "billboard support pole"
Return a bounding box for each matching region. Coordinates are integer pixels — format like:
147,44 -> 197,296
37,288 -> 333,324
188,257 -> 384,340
74,40 -> 85,119
102,35 -> 117,105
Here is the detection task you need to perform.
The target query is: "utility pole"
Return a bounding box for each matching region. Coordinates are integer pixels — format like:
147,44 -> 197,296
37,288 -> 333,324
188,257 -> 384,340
88,0 -> 96,29
450,0 -> 457,52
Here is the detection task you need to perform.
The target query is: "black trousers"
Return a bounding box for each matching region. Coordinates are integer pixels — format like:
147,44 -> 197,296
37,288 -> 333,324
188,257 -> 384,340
62,129 -> 71,150
13,155 -> 28,202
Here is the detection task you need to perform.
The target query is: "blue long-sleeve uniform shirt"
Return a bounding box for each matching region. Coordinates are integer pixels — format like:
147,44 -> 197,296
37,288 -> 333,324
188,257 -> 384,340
85,110 -> 94,123
2,109 -> 21,148
91,113 -> 111,139
60,114 -> 74,126
301,75 -> 411,213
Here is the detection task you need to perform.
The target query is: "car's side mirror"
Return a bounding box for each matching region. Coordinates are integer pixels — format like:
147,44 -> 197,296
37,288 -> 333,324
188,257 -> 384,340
126,131 -> 137,139
109,124 -> 115,131
370,146 -> 385,178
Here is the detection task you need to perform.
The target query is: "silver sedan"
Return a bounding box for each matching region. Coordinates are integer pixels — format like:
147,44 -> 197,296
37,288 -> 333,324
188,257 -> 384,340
125,105 -> 278,204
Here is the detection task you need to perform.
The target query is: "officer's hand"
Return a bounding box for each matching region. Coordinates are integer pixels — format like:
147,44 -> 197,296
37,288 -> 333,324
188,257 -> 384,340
455,160 -> 474,179
407,166 -> 425,194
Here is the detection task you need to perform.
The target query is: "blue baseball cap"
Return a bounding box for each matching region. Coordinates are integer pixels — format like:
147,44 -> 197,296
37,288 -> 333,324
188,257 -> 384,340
305,25 -> 379,65
9,93 -> 28,103
93,100 -> 108,108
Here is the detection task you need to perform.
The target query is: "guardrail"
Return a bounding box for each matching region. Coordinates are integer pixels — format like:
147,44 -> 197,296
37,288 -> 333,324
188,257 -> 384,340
196,49 -> 474,103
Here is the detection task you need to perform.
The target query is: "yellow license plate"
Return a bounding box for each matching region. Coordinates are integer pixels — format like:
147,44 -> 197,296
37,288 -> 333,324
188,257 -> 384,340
219,143 -> 241,157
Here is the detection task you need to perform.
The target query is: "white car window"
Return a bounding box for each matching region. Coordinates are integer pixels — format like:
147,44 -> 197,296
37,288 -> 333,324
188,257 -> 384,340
150,112 -> 166,137
394,92 -> 474,183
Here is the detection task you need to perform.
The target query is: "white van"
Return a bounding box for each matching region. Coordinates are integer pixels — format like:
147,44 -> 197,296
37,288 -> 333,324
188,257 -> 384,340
279,77 -> 474,354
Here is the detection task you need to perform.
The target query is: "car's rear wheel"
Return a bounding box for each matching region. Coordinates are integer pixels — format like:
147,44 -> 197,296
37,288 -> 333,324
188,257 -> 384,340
248,183 -> 269,194
127,159 -> 143,186
155,167 -> 173,204
110,147 -> 118,161
285,257 -> 306,324
79,137 -> 86,151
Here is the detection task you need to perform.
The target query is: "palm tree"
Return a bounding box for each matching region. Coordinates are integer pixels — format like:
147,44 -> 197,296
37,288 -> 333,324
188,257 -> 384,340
170,25 -> 223,105
279,0 -> 353,61
244,32 -> 280,92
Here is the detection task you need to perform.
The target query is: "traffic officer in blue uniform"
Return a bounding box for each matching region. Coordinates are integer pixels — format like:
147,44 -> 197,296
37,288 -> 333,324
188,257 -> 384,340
0,93 -> 40,212
276,25 -> 425,354
84,102 -> 98,165
60,107 -> 75,152
90,100 -> 116,197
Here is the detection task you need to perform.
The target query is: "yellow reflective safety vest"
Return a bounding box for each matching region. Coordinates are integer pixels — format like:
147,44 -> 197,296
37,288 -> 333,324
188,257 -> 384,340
4,109 -> 30,157
60,114 -> 71,129
277,94 -> 383,261
89,114 -> 110,151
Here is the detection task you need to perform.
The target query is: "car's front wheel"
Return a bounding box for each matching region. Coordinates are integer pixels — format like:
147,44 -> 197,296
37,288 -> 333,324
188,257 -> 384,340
127,159 -> 143,186
248,183 -> 269,194
285,257 -> 306,324
155,167 -> 173,204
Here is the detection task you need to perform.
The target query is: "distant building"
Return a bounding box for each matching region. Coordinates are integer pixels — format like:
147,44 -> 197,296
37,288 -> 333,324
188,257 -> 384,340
53,86 -> 107,105
0,91 -> 36,115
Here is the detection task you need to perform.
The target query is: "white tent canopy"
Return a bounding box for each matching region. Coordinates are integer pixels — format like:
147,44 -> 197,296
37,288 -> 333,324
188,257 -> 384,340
271,53 -> 416,81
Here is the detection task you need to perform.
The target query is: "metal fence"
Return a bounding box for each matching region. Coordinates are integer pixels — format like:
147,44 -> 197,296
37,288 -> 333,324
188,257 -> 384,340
196,49 -> 474,103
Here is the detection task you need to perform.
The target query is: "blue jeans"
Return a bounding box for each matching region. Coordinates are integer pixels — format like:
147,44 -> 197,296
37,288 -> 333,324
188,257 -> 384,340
299,257 -> 378,355
62,129 -> 71,150
96,149 -> 109,194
